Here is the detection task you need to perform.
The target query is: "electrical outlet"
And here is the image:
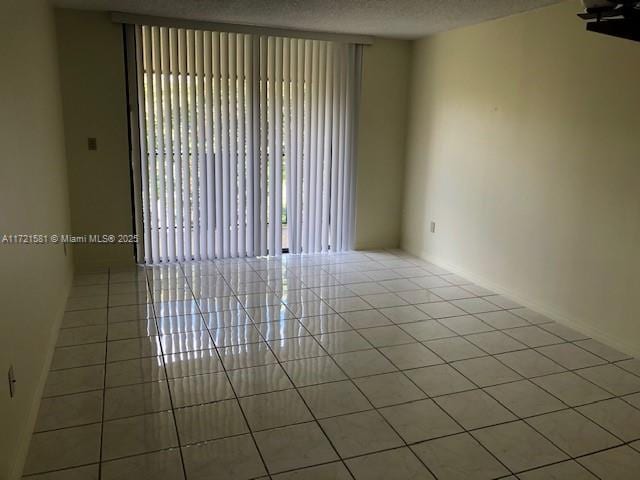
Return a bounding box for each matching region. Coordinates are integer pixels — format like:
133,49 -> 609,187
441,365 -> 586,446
87,137 -> 97,151
430,221 -> 436,233
8,365 -> 16,398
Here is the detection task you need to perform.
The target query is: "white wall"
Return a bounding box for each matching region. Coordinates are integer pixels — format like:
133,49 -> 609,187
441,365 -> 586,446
403,0 -> 640,355
56,9 -> 135,271
355,39 -> 412,249
0,1 -> 74,477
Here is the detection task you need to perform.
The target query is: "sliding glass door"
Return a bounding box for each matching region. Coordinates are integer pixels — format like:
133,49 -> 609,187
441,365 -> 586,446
125,24 -> 361,264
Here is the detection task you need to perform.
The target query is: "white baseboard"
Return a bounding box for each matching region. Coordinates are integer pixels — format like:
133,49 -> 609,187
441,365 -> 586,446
10,294 -> 68,479
410,248 -> 640,359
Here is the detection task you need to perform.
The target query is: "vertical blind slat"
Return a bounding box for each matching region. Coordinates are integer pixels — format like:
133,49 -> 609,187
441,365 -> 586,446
144,27 -> 159,263
336,44 -> 347,251
329,43 -> 340,252
308,41 -> 319,254
301,40 -> 312,254
203,31 -> 214,260
212,32 -> 223,258
343,45 -> 354,251
348,46 -> 363,249
237,35 -> 246,258
220,33 -> 231,258
195,31 -> 207,258
169,28 -> 183,262
315,41 -> 327,253
187,30 -> 198,259
192,30 -> 207,260
295,40 -> 305,254
229,34 -> 238,257
267,37 -> 276,255
251,36 -> 261,256
283,38 -> 292,255
178,29 -> 191,261
245,37 -> 255,257
259,37 -> 268,256
152,27 -> 167,262
274,37 -> 283,256
321,43 -> 333,253
160,28 -> 175,262
135,27 -> 151,263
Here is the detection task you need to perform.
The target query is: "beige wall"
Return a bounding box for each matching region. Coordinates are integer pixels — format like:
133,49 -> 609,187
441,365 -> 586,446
56,10 -> 135,271
0,1 -> 74,478
403,0 -> 640,355
355,39 -> 412,249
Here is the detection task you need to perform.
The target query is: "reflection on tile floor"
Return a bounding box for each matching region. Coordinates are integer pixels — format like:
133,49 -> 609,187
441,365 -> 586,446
22,250 -> 640,479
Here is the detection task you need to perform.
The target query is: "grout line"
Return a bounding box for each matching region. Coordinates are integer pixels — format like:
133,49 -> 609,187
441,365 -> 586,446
42,318 -> 640,390
25,377 -> 632,437
238,298 -> 357,478
180,262 -> 274,479
29,253 -> 640,479
236,283 -> 446,478
145,267 -> 189,480
24,417 -> 640,479
96,267 -> 111,480
420,330 -> 635,476
39,337 -> 640,399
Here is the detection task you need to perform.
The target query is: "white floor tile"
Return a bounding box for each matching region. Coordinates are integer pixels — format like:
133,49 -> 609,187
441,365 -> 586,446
26,251 -> 640,479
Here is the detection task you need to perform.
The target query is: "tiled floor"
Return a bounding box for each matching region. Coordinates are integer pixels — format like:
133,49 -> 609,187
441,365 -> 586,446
22,250 -> 640,479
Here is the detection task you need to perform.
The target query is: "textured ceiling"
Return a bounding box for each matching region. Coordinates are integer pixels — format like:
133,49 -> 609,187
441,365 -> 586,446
52,0 -> 564,39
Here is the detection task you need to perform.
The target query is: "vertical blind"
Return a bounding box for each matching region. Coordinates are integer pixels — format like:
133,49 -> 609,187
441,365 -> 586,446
126,24 -> 362,264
